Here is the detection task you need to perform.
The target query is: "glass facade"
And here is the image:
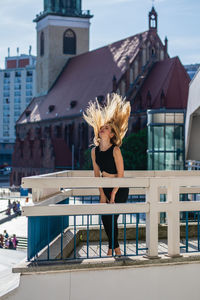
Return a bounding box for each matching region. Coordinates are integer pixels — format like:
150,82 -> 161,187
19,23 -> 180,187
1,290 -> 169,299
147,109 -> 185,170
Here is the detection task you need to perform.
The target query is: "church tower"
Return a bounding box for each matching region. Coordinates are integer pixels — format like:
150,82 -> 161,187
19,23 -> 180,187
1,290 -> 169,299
34,0 -> 93,96
149,6 -> 158,31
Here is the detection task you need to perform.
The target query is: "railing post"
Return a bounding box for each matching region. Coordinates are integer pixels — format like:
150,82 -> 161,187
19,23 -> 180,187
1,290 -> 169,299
167,180 -> 181,257
145,179 -> 159,258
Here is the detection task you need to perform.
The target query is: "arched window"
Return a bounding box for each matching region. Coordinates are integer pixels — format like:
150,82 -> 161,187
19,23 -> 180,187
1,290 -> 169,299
40,31 -> 44,56
63,29 -> 76,55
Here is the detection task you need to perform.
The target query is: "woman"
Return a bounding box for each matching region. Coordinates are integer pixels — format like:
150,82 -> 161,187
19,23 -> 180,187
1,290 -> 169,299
83,93 -> 131,256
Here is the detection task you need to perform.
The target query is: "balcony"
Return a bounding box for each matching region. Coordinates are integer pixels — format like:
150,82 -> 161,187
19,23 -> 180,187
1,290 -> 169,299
7,170 -> 200,300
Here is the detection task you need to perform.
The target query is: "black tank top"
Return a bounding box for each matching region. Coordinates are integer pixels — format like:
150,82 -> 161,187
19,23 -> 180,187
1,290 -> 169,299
95,144 -> 117,174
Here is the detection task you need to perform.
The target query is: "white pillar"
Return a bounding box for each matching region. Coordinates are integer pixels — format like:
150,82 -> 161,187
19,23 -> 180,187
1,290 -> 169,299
167,180 -> 181,257
145,178 -> 159,258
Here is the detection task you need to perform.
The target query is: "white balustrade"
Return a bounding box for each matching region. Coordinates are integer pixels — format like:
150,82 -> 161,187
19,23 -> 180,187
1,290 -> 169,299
21,170 -> 200,258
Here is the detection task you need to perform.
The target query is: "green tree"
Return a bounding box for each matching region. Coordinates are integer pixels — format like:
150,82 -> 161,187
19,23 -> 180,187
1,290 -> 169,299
82,148 -> 93,170
121,128 -> 147,170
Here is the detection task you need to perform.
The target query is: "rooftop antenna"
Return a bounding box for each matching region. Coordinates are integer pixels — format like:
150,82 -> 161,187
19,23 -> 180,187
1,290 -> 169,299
8,47 -> 10,57
152,0 -> 155,7
29,45 -> 32,55
17,47 -> 19,56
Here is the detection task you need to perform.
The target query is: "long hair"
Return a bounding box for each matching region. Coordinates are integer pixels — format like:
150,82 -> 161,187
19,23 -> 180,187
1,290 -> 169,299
83,93 -> 131,147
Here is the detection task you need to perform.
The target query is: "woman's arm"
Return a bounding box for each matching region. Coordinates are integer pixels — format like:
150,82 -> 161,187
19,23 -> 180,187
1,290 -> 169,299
91,148 -> 107,203
110,146 -> 124,203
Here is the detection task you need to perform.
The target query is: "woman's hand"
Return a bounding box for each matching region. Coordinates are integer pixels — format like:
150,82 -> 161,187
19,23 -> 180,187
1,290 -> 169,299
100,194 -> 107,203
110,192 -> 116,204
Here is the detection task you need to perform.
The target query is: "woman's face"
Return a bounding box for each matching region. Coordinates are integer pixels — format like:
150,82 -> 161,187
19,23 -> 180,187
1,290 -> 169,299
99,124 -> 114,140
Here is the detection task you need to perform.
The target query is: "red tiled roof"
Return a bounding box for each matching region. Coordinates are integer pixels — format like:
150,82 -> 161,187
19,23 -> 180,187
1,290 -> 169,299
139,57 -> 190,109
18,31 -> 149,124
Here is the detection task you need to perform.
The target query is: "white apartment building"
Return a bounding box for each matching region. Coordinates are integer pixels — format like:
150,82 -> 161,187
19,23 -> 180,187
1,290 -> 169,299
0,53 -> 36,166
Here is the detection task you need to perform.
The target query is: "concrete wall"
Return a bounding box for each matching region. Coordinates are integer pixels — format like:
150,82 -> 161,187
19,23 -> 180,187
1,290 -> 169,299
187,115 -> 200,160
3,261 -> 200,300
185,67 -> 200,160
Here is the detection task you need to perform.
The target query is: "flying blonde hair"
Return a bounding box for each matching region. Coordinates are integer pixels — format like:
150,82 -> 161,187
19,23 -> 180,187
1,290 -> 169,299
83,93 -> 131,147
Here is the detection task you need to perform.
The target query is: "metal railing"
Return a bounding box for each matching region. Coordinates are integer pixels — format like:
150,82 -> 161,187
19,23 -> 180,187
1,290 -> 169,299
21,170 -> 200,262
186,160 -> 200,170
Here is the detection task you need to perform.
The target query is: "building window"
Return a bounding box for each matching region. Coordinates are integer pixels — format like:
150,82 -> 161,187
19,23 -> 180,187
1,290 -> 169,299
14,111 -> 21,117
27,70 -> 33,76
3,125 -> 9,131
26,77 -> 32,82
3,111 -> 10,117
14,104 -> 21,110
14,84 -> 21,90
15,71 -> 21,77
55,125 -> 62,138
3,85 -> 10,90
15,78 -> 21,83
14,91 -> 21,96
14,97 -> 21,104
26,83 -> 32,90
4,72 -> 10,78
4,78 -> 10,84
26,90 -> 32,96
3,131 -> 9,137
3,105 -> 10,110
3,98 -> 10,104
3,92 -> 10,97
40,31 -> 44,56
3,118 -> 9,124
26,97 -> 32,104
63,29 -> 76,55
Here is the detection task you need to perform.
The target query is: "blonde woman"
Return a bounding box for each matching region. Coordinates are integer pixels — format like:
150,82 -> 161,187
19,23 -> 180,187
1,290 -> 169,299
83,93 -> 131,256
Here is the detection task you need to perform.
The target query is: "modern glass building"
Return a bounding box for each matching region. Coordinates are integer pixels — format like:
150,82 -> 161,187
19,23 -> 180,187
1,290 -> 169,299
147,109 -> 186,170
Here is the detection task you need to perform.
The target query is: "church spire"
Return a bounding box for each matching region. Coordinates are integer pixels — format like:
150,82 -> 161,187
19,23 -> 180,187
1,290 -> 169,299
35,0 -> 92,22
148,6 -> 158,31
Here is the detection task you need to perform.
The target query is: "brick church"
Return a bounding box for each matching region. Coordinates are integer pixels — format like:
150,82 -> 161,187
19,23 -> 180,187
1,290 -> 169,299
11,0 -> 190,186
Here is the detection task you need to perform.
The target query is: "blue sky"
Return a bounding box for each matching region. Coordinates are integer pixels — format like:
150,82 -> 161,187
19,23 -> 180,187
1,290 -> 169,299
0,0 -> 199,68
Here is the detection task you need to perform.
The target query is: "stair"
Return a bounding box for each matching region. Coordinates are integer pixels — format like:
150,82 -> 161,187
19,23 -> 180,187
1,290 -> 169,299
17,236 -> 28,250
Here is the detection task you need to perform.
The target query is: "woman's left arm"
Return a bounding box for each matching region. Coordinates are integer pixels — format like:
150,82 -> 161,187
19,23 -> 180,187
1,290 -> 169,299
110,146 -> 124,203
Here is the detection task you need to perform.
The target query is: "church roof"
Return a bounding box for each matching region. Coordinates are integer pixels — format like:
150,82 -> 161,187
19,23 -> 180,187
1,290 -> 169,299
138,56 -> 190,110
17,31 -> 149,124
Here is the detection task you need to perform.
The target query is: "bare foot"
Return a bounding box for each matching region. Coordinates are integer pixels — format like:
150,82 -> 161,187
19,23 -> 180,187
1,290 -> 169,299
114,247 -> 121,256
107,249 -> 112,256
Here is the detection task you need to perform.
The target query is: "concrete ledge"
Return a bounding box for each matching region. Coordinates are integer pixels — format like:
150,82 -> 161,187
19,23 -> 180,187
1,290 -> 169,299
12,252 -> 200,274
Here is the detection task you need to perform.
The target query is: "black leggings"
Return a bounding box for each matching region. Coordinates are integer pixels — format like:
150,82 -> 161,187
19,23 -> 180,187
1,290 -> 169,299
102,188 -> 129,249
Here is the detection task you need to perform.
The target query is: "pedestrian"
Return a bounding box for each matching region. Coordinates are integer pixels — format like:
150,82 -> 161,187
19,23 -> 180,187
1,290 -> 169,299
83,93 -> 131,256
8,238 -> 14,249
3,230 -> 8,239
0,234 -> 3,248
14,201 -> 21,216
5,238 -> 9,249
12,201 -> 17,213
12,234 -> 18,250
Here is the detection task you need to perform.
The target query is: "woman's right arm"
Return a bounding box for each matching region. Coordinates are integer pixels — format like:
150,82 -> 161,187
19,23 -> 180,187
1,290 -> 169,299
91,148 -> 107,203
